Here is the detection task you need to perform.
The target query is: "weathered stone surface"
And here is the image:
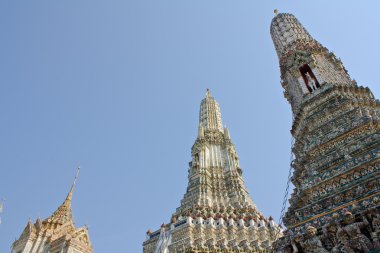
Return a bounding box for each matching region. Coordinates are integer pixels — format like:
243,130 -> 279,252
271,12 -> 380,253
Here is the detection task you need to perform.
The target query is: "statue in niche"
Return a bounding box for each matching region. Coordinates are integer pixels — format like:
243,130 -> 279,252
305,72 -> 318,91
299,64 -> 320,93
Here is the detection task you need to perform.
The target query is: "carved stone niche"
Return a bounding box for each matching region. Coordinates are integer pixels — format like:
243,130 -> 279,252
286,51 -> 314,77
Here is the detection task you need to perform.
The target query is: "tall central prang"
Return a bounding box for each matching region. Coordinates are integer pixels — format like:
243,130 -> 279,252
271,11 -> 380,252
143,90 -> 280,253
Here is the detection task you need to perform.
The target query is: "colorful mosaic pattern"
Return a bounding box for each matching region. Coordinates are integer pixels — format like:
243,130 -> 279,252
271,12 -> 380,253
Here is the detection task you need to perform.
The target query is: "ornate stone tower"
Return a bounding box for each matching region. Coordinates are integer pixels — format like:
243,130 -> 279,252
143,90 -> 280,253
271,12 -> 380,252
11,170 -> 93,253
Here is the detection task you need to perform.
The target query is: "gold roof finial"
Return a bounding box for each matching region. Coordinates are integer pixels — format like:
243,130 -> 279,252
206,89 -> 211,98
65,167 -> 80,205
274,9 -> 279,16
45,168 -> 80,225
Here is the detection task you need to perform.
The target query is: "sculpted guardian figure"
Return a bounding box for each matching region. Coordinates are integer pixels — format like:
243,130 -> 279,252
291,226 -> 329,253
340,211 -> 373,253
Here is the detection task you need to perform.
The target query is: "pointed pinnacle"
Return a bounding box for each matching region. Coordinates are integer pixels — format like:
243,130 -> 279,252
206,89 -> 211,98
64,167 -> 80,206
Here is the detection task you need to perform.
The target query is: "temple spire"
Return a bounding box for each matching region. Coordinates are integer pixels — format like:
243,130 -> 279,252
270,12 -> 379,252
144,90 -> 280,253
199,89 -> 223,133
270,12 -> 316,58
270,12 -> 351,114
46,168 -> 80,225
12,167 -> 93,253
64,167 -> 80,206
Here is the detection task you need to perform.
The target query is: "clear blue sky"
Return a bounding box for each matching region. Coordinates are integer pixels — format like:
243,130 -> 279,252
1,1 -> 380,252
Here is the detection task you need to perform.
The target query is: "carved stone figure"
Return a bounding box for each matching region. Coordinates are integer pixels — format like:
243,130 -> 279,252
322,218 -> 339,250
340,212 -> 373,252
367,209 -> 380,249
335,225 -> 355,253
292,226 -> 329,253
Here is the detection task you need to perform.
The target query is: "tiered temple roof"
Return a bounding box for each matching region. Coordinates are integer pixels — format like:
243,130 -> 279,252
12,170 -> 93,253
